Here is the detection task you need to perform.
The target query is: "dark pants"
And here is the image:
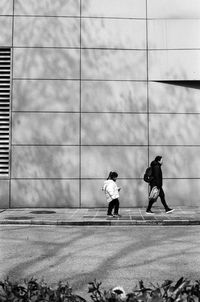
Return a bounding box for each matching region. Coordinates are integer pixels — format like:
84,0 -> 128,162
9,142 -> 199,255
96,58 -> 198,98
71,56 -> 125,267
146,187 -> 170,211
107,198 -> 119,215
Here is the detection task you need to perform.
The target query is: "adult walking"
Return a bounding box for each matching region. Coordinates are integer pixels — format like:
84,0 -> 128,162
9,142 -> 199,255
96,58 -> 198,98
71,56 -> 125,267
146,156 -> 174,214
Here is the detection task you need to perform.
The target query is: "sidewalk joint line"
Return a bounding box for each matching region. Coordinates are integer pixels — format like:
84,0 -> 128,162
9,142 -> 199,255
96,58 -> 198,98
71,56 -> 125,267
139,209 -> 145,220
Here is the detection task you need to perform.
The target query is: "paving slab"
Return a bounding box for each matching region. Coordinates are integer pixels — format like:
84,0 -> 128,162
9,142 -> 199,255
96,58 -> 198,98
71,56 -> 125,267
0,207 -> 200,225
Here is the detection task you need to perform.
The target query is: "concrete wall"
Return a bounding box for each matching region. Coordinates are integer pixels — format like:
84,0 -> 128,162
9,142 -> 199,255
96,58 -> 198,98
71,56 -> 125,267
0,0 -> 200,207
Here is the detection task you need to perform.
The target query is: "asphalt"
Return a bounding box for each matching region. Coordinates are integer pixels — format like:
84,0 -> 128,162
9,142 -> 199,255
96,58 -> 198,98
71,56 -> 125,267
0,206 -> 200,225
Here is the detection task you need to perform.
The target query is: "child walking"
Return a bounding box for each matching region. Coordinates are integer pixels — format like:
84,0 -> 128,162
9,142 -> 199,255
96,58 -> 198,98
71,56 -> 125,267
102,171 -> 121,217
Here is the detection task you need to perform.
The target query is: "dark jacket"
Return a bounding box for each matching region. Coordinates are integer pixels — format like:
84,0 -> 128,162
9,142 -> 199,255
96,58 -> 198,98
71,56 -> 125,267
150,160 -> 163,189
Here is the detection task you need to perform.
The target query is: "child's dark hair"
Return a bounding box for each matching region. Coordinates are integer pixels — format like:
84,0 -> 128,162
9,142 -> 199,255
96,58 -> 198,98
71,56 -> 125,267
107,171 -> 113,180
107,171 -> 118,180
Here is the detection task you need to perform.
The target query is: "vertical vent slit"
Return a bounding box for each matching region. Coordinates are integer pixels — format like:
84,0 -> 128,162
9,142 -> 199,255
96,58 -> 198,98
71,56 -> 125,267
0,48 -> 11,177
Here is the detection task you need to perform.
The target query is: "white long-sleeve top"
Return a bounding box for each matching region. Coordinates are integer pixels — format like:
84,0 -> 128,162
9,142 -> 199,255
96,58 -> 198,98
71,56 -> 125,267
102,179 -> 120,202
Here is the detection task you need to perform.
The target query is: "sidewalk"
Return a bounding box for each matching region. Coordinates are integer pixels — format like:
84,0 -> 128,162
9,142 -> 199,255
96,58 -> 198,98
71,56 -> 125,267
0,206 -> 200,225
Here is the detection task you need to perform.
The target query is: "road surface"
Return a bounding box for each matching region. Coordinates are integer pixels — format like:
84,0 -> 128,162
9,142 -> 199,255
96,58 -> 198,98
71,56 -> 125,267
0,225 -> 199,298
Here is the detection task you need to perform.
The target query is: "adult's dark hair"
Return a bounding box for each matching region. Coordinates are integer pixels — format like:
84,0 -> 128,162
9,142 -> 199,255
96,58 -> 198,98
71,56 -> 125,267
155,155 -> 162,162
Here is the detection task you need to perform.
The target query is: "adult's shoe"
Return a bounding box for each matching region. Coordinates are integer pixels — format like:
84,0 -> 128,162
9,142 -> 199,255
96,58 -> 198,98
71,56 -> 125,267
146,210 -> 154,214
166,208 -> 175,214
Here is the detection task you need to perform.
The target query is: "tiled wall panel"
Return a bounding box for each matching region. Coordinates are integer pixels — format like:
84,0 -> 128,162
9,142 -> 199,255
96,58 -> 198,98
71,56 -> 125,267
13,48 -> 80,79
0,17 -> 12,46
0,181 -> 9,208
11,180 -> 79,207
12,146 -> 79,178
82,19 -> 146,49
149,82 -> 200,113
149,50 -> 200,80
149,146 -> 200,178
81,49 -> 147,80
82,0 -> 146,18
14,0 -> 80,16
149,114 -> 200,145
0,0 -> 13,15
81,179 -> 147,207
163,179 -> 200,206
147,0 -> 200,18
81,113 -> 147,145
81,146 -> 148,178
148,20 -> 200,49
81,81 -> 147,113
14,17 -> 80,48
13,80 -> 80,112
12,113 -> 79,144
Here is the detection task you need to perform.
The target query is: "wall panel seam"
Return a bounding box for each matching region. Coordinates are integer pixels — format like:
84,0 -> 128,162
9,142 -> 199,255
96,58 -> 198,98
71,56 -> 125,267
79,0 -> 82,208
12,15 -> 147,20
13,78 -> 148,82
9,0 -> 15,208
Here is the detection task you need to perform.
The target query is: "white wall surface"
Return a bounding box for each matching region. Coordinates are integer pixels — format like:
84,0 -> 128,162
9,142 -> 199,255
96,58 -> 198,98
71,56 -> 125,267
0,0 -> 199,207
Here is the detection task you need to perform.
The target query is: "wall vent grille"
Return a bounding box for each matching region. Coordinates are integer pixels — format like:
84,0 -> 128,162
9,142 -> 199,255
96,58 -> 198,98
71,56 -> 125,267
0,48 -> 11,176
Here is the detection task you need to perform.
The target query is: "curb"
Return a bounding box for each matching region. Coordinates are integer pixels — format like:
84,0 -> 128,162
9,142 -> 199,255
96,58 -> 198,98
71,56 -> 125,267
0,220 -> 111,226
0,219 -> 200,226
